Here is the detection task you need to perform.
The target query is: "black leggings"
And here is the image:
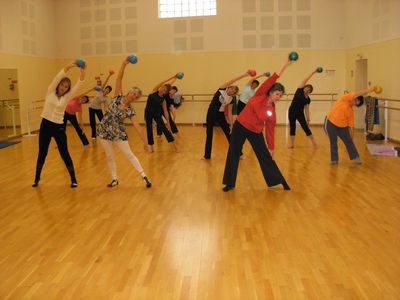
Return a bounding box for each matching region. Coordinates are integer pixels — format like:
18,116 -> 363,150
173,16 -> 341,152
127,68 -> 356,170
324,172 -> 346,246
34,118 -> 76,183
89,107 -> 103,138
288,108 -> 312,136
156,109 -> 178,135
145,110 -> 174,145
64,112 -> 89,146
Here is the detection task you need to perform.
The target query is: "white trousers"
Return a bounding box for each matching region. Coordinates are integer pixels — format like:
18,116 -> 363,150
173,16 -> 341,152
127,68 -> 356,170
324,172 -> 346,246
100,139 -> 145,180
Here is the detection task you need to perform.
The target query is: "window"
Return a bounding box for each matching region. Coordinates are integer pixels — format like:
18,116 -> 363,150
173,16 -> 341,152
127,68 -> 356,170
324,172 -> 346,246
159,0 -> 217,18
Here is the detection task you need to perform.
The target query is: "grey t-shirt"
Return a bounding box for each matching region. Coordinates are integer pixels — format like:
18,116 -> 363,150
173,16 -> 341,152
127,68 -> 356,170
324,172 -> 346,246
90,91 -> 108,110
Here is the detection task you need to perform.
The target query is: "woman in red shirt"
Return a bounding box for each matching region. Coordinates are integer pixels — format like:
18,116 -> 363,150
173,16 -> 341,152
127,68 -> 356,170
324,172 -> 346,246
222,58 -> 294,192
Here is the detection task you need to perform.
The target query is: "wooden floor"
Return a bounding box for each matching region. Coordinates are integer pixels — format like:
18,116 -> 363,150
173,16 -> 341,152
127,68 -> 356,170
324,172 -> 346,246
0,125 -> 399,300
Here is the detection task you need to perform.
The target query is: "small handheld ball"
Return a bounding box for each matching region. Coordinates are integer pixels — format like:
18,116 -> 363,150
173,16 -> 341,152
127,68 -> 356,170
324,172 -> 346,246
109,70 -> 115,75
176,72 -> 184,79
316,67 -> 323,73
374,85 -> 383,94
76,58 -> 86,68
265,72 -> 271,77
127,54 -> 138,64
288,51 -> 299,61
95,86 -> 102,92
247,69 -> 257,76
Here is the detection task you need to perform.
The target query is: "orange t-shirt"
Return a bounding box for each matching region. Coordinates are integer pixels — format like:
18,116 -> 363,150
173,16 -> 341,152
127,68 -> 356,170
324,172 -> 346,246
327,93 -> 355,128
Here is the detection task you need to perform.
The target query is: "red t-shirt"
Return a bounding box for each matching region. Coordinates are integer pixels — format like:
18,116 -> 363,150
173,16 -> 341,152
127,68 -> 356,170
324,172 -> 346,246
237,73 -> 279,133
65,98 -> 82,115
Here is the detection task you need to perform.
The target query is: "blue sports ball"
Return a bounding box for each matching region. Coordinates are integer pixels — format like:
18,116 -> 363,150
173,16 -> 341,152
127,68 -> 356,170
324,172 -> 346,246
316,67 -> 323,73
288,51 -> 299,61
176,72 -> 184,79
95,86 -> 102,92
265,72 -> 271,77
127,54 -> 138,64
76,58 -> 86,68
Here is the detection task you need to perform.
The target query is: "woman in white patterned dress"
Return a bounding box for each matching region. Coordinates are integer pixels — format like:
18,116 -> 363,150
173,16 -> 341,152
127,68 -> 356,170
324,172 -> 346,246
97,57 -> 151,188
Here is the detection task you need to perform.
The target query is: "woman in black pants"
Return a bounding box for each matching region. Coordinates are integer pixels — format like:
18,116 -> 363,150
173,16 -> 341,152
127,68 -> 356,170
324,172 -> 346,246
203,72 -> 250,160
222,58 -> 294,192
32,62 -> 86,188
88,70 -> 113,140
63,87 -> 96,148
145,75 -> 178,152
287,70 -> 319,148
156,91 -> 178,137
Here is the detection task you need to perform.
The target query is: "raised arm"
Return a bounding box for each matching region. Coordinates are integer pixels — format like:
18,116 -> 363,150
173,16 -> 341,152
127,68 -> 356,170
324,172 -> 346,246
101,70 -> 114,90
131,115 -> 151,152
47,62 -> 76,94
114,58 -> 130,97
299,70 -> 317,88
151,75 -> 177,93
247,74 -> 264,85
254,59 -> 294,98
65,65 -> 86,100
161,100 -> 171,129
219,72 -> 249,89
352,86 -> 376,100
74,86 -> 96,100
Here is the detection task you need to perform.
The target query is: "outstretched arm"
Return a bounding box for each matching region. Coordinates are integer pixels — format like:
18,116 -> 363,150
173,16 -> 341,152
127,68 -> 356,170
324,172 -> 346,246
74,86 -> 96,100
47,62 -> 76,93
304,104 -> 310,123
219,72 -> 249,89
66,65 -> 86,100
299,70 -> 317,88
161,101 -> 171,129
254,59 -> 294,98
114,58 -> 130,97
247,74 -> 264,85
152,75 -> 177,93
131,115 -> 151,152
276,58 -> 294,77
101,70 -> 114,90
352,86 -> 376,100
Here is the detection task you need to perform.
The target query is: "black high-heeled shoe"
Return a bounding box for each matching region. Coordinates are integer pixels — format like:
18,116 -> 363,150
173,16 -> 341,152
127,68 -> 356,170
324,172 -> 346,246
107,179 -> 119,187
143,176 -> 151,188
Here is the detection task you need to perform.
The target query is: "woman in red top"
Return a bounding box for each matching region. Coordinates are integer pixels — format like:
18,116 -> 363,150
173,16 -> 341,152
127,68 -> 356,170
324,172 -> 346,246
222,58 -> 294,192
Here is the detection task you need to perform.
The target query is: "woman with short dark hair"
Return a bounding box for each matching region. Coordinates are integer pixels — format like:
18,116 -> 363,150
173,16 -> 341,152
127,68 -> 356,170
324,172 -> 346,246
222,58 -> 294,192
324,87 -> 375,165
287,70 -> 319,149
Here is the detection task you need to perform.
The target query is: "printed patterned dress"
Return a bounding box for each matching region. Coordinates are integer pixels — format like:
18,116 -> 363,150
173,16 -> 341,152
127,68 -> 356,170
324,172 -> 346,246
97,94 -> 135,141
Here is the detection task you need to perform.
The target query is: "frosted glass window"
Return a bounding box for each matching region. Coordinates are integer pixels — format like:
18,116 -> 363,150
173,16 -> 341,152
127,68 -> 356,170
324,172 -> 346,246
159,0 -> 216,18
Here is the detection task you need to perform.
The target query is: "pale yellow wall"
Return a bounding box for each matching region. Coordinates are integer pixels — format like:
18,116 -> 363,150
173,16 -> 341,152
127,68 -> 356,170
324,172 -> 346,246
55,0 -> 348,58
345,0 -> 400,48
0,0 -> 56,57
345,39 -> 400,140
0,53 -> 58,133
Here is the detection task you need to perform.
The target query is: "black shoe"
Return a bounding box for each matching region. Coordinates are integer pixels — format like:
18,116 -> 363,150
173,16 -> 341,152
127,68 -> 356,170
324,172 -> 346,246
282,182 -> 291,190
32,181 -> 39,187
107,179 -> 118,187
71,182 -> 78,188
143,176 -> 151,188
222,185 -> 234,192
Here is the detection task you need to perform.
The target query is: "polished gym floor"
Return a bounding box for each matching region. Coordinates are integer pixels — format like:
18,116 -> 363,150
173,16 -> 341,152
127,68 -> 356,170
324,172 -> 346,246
0,125 -> 399,299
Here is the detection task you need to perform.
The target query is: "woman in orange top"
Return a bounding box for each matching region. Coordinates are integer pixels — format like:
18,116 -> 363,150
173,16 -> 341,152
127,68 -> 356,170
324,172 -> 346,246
324,86 -> 376,164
